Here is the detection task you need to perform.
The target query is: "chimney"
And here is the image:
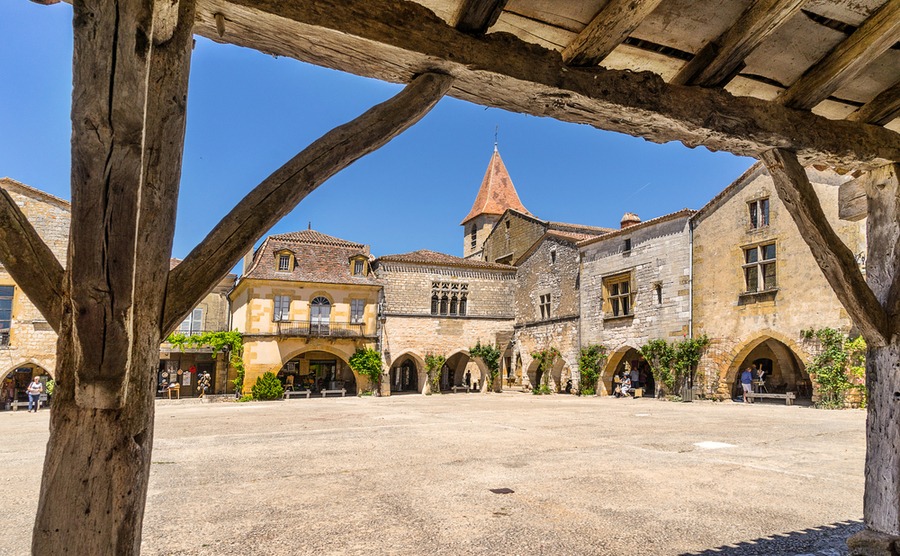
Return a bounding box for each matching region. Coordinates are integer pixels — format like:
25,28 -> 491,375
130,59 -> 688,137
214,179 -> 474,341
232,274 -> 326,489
620,212 -> 641,229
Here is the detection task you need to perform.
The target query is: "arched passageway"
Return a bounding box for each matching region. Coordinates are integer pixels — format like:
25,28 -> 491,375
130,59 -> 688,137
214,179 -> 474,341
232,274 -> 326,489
727,337 -> 811,401
442,352 -> 481,391
389,356 -> 419,393
603,348 -> 654,397
2,363 -> 51,410
278,350 -> 358,394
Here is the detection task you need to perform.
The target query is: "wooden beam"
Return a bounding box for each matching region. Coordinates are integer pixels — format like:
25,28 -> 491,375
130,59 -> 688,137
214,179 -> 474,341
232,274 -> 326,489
189,0 -> 900,170
455,0 -> 507,34
760,148 -> 889,347
670,0 -> 805,87
0,188 -> 65,331
864,164 -> 900,326
561,0 -> 664,67
162,72 -> 453,334
849,78 -> 900,126
779,1 -> 900,110
838,174 -> 867,221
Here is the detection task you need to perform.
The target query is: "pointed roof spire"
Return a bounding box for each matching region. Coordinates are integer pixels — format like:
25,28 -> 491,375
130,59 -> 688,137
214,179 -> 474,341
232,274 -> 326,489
461,148 -> 529,225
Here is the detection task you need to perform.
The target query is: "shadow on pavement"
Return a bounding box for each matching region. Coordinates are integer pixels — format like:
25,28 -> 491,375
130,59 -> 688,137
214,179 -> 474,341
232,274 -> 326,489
680,519 -> 864,556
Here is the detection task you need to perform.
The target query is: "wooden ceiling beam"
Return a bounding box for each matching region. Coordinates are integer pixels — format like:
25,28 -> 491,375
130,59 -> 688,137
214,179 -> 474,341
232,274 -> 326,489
561,0 -> 664,67
849,79 -> 900,126
151,0 -> 898,169
779,1 -> 900,110
455,0 -> 507,35
670,0 -> 805,87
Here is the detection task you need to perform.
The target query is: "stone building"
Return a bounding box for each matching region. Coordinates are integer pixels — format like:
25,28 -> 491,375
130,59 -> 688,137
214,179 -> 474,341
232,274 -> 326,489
579,210 -> 694,396
461,147 -> 531,260
691,163 -> 865,401
513,229 -> 600,392
374,249 -> 516,393
0,178 -> 68,407
229,229 -> 381,395
158,259 -> 236,397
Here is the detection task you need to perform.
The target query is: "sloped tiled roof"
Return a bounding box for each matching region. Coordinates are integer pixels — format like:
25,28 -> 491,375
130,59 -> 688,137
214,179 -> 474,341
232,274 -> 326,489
377,249 -> 515,271
1,177 -> 71,210
577,209 -> 696,247
547,221 -> 615,235
461,148 -> 529,225
242,229 -> 377,285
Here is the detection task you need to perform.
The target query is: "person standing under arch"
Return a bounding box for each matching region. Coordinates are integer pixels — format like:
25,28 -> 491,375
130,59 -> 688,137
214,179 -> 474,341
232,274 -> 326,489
26,376 -> 43,412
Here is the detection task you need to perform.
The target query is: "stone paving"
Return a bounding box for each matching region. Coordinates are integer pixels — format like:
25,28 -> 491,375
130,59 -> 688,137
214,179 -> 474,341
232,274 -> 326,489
0,393 -> 865,555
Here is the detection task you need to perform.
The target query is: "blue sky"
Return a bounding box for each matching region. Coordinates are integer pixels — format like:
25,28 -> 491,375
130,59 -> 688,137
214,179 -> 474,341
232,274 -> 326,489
1,2 -> 755,261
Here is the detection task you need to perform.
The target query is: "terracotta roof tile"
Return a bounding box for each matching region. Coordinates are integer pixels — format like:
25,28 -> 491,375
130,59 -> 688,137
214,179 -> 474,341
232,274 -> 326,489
461,149 -> 529,224
376,249 -> 515,271
270,229 -> 366,249
243,230 -> 377,285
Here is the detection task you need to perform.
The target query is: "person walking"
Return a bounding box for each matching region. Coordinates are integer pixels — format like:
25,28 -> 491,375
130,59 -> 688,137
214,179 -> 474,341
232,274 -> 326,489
740,367 -> 753,403
26,377 -> 43,413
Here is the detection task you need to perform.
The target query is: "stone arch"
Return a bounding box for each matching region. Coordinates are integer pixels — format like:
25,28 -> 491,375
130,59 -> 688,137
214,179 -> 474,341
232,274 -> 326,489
388,350 -> 424,394
1,359 -> 54,380
2,361 -> 53,407
722,331 -> 812,399
443,349 -> 488,390
275,344 -> 362,394
601,345 -> 640,396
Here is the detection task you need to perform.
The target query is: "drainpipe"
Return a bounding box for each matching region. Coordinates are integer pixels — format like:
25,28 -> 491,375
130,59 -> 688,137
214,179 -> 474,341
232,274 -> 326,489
688,220 -> 694,339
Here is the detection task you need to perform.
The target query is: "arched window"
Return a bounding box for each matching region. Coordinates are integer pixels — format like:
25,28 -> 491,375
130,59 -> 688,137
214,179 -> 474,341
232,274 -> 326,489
310,297 -> 331,334
449,295 -> 458,315
431,294 -> 439,315
440,295 -> 448,315
459,295 -> 467,316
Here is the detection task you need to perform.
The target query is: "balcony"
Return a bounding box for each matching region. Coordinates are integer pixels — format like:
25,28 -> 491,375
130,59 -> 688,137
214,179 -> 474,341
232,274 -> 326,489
274,320 -> 371,339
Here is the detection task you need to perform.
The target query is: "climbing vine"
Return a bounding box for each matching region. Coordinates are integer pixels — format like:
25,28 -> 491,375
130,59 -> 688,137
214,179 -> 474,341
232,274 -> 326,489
349,348 -> 384,395
530,347 -> 560,394
424,354 -> 445,394
639,335 -> 709,398
577,344 -> 608,396
469,340 -> 501,391
801,328 -> 866,408
166,330 -> 245,392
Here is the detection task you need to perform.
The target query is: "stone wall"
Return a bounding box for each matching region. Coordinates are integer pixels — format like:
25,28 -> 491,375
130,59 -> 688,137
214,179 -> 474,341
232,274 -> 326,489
692,165 -> 864,398
0,179 -> 70,379
482,210 -> 547,265
579,214 -> 693,393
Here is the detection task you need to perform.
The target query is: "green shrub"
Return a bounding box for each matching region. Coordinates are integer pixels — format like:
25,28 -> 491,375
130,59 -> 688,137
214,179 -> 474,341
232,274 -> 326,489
804,328 -> 867,409
349,348 -> 384,395
425,354 -> 445,394
238,394 -> 253,403
251,372 -> 284,401
578,344 -> 607,396
469,340 -> 501,391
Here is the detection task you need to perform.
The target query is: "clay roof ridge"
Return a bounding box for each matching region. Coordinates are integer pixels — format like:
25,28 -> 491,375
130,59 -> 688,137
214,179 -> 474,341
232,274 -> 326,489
460,149 -> 530,225
547,221 -> 615,234
577,208 -> 695,247
0,177 -> 71,210
376,249 -> 515,271
269,229 -> 366,249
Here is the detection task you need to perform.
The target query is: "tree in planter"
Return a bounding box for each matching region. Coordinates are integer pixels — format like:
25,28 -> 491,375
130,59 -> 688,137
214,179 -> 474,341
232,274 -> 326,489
578,344 -> 608,396
469,340 -> 501,393
349,348 -> 384,396
424,354 -> 445,395
530,347 -> 560,394
0,3 -> 453,549
250,372 -> 284,401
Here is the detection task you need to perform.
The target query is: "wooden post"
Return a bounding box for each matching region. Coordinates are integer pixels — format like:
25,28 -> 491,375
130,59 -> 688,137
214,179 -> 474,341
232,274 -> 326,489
761,150 -> 900,555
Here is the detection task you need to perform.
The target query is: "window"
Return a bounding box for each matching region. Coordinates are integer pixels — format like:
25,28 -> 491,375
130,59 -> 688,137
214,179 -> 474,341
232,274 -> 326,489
310,297 -> 331,332
440,295 -> 448,315
550,249 -> 557,264
0,286 -> 13,346
624,238 -> 632,252
539,293 -> 551,319
350,299 -> 365,324
749,198 -> 770,229
603,274 -> 633,317
459,295 -> 467,316
277,254 -> 291,272
431,294 -> 439,315
178,308 -> 203,334
743,243 -> 776,292
655,283 -> 663,305
470,227 -> 477,250
352,259 -> 365,276
431,282 -> 468,317
273,295 -> 291,322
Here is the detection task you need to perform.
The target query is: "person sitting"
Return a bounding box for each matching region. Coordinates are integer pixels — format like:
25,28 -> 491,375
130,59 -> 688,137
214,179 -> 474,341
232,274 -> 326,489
618,376 -> 632,398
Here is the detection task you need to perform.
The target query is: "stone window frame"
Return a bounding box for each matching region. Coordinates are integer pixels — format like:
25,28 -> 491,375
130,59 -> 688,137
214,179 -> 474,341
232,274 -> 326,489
274,249 -> 295,273
550,248 -> 557,265
742,242 -> 777,293
431,282 -> 468,317
602,271 -> 635,318
349,255 -> 368,276
748,197 -> 770,230
539,292 -> 552,320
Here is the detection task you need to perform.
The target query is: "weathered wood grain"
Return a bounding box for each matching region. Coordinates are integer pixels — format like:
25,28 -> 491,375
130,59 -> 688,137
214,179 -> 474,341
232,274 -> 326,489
838,174 -> 868,222
186,0 -> 899,170
561,0 -> 664,67
162,72 -> 453,334
670,0 -> 805,87
455,0 -> 507,34
779,1 -> 900,110
761,148 -> 889,347
0,188 -> 65,331
864,164 -> 900,327
32,0 -> 196,554
850,79 -> 900,126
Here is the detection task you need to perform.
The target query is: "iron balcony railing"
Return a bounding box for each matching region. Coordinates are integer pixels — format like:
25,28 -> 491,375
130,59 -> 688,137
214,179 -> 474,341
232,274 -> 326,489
274,320 -> 371,338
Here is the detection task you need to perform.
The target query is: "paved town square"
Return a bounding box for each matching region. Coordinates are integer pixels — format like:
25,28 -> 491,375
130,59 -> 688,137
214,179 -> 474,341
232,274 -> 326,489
2,395 -> 864,556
